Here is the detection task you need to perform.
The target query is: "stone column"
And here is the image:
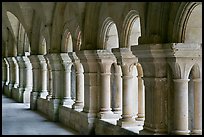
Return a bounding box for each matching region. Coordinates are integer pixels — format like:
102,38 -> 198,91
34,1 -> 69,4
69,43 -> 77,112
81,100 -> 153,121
44,56 -> 52,100
60,53 -> 74,107
38,55 -> 48,99
136,75 -> 145,121
23,56 -> 33,103
46,54 -> 64,121
76,50 -> 100,134
6,57 -> 15,97
112,48 -> 138,127
13,57 -> 19,88
2,58 -> 7,90
163,43 -> 202,135
111,64 -> 122,114
72,62 -> 84,111
98,61 -> 114,119
29,55 -> 41,110
4,58 -> 10,94
172,79 -> 190,135
192,78 -> 202,135
69,52 -> 84,111
15,56 -> 26,102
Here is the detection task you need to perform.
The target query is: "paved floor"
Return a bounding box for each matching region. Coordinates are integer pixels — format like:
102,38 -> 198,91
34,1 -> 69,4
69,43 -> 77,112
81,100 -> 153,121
2,95 -> 78,135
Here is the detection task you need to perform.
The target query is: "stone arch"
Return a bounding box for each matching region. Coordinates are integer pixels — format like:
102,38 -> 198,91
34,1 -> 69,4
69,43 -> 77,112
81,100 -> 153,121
184,4 -> 202,43
74,26 -> 82,52
189,63 -> 201,79
98,17 -> 119,51
61,29 -> 73,53
82,3 -> 102,50
171,2 -> 201,43
39,37 -> 47,55
121,10 -> 141,48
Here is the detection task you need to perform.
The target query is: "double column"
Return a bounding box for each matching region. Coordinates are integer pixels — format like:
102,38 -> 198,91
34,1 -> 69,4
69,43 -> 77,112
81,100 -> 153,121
60,53 -> 74,107
97,50 -> 117,119
6,57 -> 16,97
29,55 -> 48,107
2,58 -> 7,91
164,43 -> 202,135
112,48 -> 138,127
69,52 -> 84,111
45,53 -> 65,121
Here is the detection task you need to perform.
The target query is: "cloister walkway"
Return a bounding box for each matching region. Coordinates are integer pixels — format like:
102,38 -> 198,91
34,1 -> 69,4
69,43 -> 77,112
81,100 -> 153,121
2,94 -> 78,135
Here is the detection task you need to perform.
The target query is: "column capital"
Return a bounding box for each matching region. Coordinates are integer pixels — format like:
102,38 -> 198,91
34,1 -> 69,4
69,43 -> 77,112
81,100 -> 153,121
112,48 -> 137,66
45,53 -> 64,71
68,52 -> 80,63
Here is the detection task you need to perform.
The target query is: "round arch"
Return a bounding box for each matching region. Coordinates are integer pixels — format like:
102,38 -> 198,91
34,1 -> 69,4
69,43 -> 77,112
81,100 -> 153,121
121,10 -> 141,48
61,29 -> 73,53
171,2 -> 201,43
99,17 -> 119,51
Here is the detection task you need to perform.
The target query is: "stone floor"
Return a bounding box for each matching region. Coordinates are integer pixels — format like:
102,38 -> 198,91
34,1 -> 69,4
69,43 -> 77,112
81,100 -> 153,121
2,94 -> 78,135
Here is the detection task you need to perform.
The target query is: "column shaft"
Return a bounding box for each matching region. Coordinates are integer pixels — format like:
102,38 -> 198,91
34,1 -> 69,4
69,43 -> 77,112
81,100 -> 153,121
173,79 -> 190,135
136,76 -> 145,121
192,79 -> 202,135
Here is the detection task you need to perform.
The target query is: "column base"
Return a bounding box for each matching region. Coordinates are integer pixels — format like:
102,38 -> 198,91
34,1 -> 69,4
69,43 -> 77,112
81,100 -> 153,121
97,111 -> 121,119
136,117 -> 145,121
112,108 -> 122,114
191,129 -> 202,135
117,118 -> 137,127
39,90 -> 48,99
72,102 -> 84,111
14,83 -> 19,88
171,130 -> 190,135
62,98 -> 74,108
46,94 -> 52,100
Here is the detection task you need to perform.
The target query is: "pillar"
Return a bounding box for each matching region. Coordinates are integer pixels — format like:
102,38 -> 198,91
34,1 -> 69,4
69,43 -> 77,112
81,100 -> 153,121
60,53 -> 74,107
6,57 -> 15,97
29,55 -> 41,110
23,56 -> 33,103
192,78 -> 202,135
2,58 -> 7,91
38,55 -> 48,99
136,75 -> 145,121
46,54 -> 64,121
15,56 -> 26,102
45,56 -> 52,100
72,62 -> 84,111
13,57 -> 19,88
172,79 -> 190,135
98,61 -> 114,119
112,48 -> 138,127
111,65 -> 122,114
